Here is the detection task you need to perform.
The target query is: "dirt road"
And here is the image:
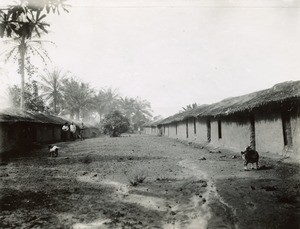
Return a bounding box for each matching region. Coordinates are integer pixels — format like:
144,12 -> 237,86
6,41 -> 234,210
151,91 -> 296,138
0,135 -> 299,229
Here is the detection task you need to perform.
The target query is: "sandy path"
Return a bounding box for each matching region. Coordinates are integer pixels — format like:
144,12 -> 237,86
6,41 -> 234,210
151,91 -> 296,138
0,135 -> 299,229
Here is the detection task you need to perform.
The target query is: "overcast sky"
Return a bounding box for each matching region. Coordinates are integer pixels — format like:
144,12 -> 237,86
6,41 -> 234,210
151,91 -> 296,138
0,0 -> 299,117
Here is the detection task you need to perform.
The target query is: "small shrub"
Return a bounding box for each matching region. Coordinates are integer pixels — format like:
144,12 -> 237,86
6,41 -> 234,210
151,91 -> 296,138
129,174 -> 146,187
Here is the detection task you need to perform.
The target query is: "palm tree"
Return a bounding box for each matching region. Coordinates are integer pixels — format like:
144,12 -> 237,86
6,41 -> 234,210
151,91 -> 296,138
94,87 -> 120,122
1,36 -> 53,108
181,103 -> 198,112
39,68 -> 69,114
119,97 -> 153,129
0,0 -> 69,109
61,77 -> 95,120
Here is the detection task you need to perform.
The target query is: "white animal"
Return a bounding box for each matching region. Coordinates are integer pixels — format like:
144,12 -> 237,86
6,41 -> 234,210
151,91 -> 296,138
48,145 -> 59,157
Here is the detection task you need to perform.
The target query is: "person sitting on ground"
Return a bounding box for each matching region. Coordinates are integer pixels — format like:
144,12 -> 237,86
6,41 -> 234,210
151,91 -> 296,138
70,122 -> 76,141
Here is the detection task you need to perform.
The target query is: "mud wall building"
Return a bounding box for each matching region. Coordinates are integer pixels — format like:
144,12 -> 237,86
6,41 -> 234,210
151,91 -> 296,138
0,108 -> 100,153
143,120 -> 162,136
150,81 -> 300,159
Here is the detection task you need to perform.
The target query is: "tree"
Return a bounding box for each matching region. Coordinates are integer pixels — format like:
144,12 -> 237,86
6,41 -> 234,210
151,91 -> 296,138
102,110 -> 130,137
119,97 -> 153,130
2,35 -> 53,75
39,67 -> 68,114
131,98 -> 153,129
94,87 -> 120,122
61,77 -> 95,120
181,103 -> 198,112
0,0 -> 69,109
8,80 -> 45,112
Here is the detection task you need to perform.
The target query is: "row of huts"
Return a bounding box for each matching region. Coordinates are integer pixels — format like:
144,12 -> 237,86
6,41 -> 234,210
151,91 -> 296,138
0,108 -> 101,153
144,81 -> 300,159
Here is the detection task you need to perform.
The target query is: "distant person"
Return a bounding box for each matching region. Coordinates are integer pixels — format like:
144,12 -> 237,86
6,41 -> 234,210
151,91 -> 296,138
80,122 -> 85,140
138,127 -> 141,135
70,122 -> 76,141
62,122 -> 69,141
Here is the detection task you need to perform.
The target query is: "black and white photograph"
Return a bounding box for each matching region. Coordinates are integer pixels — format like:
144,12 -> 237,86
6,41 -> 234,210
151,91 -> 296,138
0,0 -> 299,228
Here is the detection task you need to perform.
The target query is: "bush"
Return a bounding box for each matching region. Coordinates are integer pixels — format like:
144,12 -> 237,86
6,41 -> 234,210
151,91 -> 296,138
102,110 -> 130,137
129,174 -> 146,187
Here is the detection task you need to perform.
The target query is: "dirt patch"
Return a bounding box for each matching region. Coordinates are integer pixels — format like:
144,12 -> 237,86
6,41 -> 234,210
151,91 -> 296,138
0,135 -> 299,228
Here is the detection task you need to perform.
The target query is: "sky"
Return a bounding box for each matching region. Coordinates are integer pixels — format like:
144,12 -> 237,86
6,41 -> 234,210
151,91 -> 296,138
0,0 -> 299,117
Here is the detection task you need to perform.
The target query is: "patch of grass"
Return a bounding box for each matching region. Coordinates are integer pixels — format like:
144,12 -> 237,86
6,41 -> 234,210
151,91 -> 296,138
129,174 -> 146,187
80,155 -> 93,164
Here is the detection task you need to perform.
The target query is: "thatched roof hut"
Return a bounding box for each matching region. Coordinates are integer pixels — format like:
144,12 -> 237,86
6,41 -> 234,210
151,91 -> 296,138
0,108 -> 67,124
157,81 -> 300,125
143,119 -> 163,127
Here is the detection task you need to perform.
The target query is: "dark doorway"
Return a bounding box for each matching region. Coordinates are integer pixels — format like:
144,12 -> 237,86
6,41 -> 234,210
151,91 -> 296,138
186,120 -> 189,138
218,120 -> 222,139
250,115 -> 256,150
281,111 -> 293,147
207,120 -> 211,142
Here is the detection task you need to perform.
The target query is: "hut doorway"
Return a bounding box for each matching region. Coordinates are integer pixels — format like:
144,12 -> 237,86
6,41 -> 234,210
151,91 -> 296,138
206,120 -> 211,142
218,120 -> 222,139
281,111 -> 293,147
186,120 -> 189,138
250,115 -> 256,150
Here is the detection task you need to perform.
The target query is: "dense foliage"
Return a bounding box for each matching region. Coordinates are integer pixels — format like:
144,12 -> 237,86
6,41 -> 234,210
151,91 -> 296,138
7,73 -> 154,129
102,110 -> 130,137
8,80 -> 45,112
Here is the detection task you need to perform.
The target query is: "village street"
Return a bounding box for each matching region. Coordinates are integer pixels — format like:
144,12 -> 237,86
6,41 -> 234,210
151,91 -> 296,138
0,135 -> 299,229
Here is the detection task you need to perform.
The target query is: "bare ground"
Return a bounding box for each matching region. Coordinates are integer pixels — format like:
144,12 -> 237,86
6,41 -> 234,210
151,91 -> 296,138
0,135 -> 299,229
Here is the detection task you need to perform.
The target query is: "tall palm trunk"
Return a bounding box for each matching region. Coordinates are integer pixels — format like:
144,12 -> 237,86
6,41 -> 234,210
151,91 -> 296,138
53,88 -> 57,114
53,95 -> 57,113
19,37 -> 26,109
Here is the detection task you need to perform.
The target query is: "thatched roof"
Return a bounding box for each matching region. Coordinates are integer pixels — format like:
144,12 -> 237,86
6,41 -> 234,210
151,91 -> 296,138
0,108 -> 68,125
143,119 -> 164,127
157,81 -> 300,125
0,108 -> 98,128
